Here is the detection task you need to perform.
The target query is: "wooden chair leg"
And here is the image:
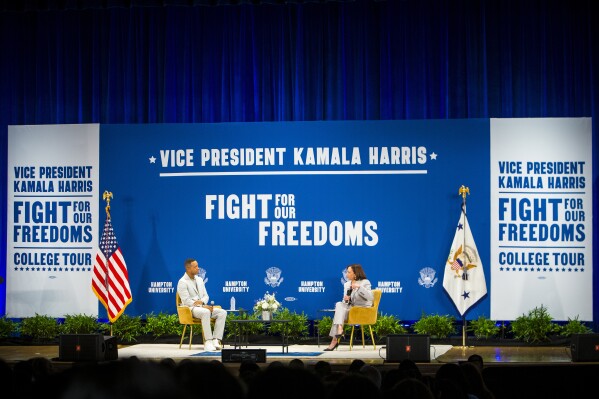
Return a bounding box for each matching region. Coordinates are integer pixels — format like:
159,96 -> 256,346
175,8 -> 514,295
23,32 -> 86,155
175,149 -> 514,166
179,324 -> 187,349
350,325 -> 355,350
369,325 -> 376,350
188,325 -> 193,350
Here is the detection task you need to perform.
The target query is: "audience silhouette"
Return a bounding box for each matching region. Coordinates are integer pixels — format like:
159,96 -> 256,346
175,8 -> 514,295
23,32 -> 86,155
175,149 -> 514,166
2,351 -> 597,399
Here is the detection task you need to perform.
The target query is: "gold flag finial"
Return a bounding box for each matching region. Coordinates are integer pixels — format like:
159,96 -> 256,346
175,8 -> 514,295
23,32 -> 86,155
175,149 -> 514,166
103,190 -> 113,219
458,185 -> 470,200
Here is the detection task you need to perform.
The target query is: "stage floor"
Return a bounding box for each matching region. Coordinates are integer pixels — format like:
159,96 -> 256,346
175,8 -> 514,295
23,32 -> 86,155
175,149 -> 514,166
0,342 -> 580,370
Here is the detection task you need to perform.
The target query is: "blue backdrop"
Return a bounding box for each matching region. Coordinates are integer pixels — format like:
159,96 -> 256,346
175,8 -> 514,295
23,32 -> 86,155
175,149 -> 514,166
100,120 -> 490,319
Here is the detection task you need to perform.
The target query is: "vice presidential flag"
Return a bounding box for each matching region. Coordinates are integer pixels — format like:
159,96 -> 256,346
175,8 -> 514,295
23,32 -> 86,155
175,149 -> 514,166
442,205 -> 487,316
92,216 -> 132,322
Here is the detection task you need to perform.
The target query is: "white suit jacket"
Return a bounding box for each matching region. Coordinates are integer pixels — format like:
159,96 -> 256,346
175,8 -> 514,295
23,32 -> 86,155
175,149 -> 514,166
346,279 -> 374,307
177,273 -> 210,308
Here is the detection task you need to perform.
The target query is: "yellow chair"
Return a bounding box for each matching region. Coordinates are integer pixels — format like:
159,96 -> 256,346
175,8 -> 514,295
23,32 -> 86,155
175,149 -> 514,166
345,289 -> 382,350
176,292 -> 220,349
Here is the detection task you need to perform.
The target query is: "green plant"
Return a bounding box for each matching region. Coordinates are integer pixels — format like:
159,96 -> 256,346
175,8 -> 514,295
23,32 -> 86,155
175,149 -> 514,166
144,312 -> 183,338
559,316 -> 593,337
316,316 -> 333,338
61,314 -> 107,334
0,316 -> 18,339
510,304 -> 560,343
468,315 -> 500,339
412,313 -> 456,338
224,310 -> 264,339
372,313 -> 408,338
20,314 -> 60,342
111,314 -> 144,343
270,308 -> 309,339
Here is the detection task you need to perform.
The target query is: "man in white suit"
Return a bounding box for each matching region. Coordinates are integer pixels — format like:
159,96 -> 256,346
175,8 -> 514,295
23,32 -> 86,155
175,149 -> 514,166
177,258 -> 227,351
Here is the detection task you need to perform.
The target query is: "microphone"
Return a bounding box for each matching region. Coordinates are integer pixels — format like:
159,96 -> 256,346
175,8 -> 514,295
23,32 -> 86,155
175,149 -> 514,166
345,287 -> 352,304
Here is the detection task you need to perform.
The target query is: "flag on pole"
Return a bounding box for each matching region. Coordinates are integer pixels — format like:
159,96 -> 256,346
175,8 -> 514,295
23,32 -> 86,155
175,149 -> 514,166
442,204 -> 487,316
92,216 -> 132,323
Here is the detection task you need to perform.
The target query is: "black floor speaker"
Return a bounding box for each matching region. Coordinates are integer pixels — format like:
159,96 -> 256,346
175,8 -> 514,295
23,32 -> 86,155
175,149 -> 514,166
570,333 -> 599,362
386,334 -> 430,363
59,334 -> 118,361
221,349 -> 267,363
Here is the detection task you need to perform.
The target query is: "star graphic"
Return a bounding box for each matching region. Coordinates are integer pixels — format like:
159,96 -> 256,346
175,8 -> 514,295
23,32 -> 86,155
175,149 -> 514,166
430,152 -> 438,160
457,223 -> 463,230
461,291 -> 470,300
149,156 -> 156,163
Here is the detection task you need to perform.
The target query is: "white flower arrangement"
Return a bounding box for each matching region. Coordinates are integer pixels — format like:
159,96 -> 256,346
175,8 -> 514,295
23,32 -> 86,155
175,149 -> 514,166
253,292 -> 281,315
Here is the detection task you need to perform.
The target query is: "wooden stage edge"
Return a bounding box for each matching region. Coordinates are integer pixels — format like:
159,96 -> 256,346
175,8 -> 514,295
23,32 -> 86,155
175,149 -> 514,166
1,343 -> 597,376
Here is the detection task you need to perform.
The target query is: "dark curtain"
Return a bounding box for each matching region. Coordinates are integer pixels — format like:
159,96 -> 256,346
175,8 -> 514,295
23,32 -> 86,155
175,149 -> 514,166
0,0 -> 597,322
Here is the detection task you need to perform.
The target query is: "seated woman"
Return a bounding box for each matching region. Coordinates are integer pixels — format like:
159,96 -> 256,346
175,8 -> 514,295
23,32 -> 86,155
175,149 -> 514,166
324,264 -> 374,351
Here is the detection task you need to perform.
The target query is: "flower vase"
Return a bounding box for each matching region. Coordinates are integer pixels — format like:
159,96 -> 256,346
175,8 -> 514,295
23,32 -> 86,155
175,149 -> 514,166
262,311 -> 272,321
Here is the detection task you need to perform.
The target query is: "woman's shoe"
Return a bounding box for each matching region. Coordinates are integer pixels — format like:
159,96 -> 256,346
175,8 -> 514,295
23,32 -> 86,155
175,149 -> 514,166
323,341 -> 339,351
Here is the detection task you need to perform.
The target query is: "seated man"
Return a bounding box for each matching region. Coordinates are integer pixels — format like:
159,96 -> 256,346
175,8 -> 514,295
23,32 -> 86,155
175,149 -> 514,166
177,258 -> 227,351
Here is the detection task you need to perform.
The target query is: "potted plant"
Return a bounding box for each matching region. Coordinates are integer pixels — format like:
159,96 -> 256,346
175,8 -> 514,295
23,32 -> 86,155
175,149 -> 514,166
253,292 -> 281,320
510,304 -> 560,343
20,313 -> 60,343
468,315 -> 500,339
269,308 -> 309,342
111,314 -> 144,344
0,316 -> 18,342
372,313 -> 408,343
144,312 -> 183,341
412,313 -> 456,339
61,313 -> 108,335
559,316 -> 593,337
315,316 -> 333,341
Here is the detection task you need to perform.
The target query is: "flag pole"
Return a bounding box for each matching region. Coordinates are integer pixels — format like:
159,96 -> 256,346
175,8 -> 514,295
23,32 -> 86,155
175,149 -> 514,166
103,190 -> 113,337
458,185 -> 470,348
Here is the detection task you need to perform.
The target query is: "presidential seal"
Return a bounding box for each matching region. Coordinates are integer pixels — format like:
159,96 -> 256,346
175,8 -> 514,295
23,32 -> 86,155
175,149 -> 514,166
418,267 -> 438,288
264,266 -> 284,288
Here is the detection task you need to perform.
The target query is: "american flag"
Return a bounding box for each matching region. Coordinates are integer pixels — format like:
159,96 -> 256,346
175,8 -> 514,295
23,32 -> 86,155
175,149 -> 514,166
91,217 -> 132,323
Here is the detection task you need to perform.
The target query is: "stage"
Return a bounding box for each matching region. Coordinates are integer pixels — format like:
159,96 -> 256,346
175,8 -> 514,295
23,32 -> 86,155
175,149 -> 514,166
0,341 -> 582,370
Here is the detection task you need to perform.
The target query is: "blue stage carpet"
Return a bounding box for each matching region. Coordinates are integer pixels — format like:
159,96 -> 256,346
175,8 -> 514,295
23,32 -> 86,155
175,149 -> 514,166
192,351 -> 323,357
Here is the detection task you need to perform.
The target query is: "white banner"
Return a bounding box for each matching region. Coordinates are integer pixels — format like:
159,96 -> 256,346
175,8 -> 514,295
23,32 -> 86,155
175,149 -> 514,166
7,124 -> 100,317
490,118 -> 593,320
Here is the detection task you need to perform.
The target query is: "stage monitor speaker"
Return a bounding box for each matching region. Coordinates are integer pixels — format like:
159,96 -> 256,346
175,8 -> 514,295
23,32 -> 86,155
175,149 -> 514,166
59,334 -> 118,361
570,333 -> 599,362
386,334 -> 430,363
221,349 -> 267,363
